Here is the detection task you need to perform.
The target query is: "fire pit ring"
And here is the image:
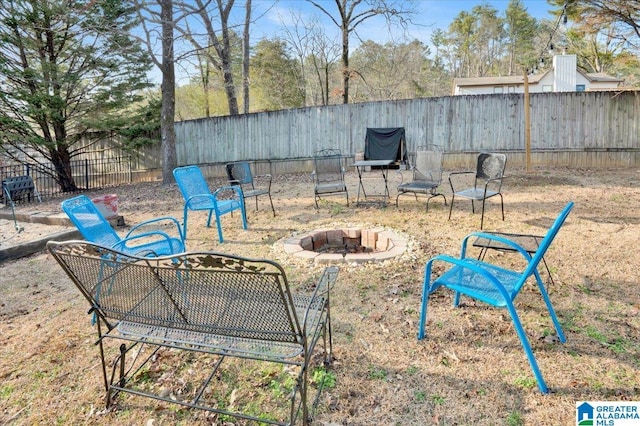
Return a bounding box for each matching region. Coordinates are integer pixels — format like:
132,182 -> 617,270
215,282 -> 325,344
282,227 -> 407,264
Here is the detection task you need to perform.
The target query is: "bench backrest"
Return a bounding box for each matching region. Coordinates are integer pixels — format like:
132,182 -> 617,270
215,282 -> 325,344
47,240 -> 304,344
2,175 -> 35,198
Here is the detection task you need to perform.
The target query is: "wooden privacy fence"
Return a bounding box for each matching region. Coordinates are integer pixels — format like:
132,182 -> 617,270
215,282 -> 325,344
172,91 -> 640,175
61,91 -> 640,180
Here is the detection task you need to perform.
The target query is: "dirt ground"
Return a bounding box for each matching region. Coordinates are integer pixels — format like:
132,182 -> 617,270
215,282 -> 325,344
1,166 -> 639,425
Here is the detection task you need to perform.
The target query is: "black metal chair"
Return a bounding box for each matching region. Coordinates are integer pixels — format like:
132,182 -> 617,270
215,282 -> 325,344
396,144 -> 447,211
225,161 -> 275,216
312,149 -> 349,208
448,152 -> 507,229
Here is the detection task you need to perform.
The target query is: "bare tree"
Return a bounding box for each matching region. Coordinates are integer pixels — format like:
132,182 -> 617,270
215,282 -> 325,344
307,0 -> 413,104
177,0 -> 240,115
279,10 -> 341,106
242,0 -> 251,113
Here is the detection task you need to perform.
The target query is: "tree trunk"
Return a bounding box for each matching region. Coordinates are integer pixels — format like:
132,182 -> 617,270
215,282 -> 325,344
49,147 -> 77,192
242,0 -> 251,114
161,0 -> 177,184
341,23 -> 349,104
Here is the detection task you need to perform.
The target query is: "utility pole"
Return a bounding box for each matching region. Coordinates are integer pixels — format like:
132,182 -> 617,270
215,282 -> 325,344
524,70 -> 531,172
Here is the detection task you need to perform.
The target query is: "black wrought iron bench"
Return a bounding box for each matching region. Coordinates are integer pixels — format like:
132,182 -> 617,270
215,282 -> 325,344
2,175 -> 41,206
2,175 -> 41,231
47,240 -> 339,425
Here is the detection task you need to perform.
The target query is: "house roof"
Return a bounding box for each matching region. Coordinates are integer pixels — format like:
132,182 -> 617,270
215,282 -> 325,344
454,68 -> 622,88
453,71 -> 548,87
584,72 -> 623,83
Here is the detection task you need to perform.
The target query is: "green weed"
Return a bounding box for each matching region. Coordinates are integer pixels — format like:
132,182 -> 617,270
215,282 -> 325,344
431,394 -> 445,405
514,376 -> 537,389
368,366 -> 388,380
312,367 -> 337,389
506,411 -> 524,426
0,384 -> 14,399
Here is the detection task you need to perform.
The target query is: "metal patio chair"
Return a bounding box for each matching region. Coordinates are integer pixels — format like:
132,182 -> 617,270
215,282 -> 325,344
312,149 -> 349,208
396,144 -> 447,211
61,194 -> 185,257
448,152 -> 507,229
418,202 -> 574,393
225,161 -> 275,216
173,165 -> 247,243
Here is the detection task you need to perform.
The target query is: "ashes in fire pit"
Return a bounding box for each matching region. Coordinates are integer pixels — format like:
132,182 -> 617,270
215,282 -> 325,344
282,227 -> 407,264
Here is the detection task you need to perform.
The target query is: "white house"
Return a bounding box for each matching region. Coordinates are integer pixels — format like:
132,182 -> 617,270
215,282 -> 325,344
452,54 -> 623,95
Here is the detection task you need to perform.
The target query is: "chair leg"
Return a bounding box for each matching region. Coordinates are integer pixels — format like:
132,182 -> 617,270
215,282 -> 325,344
215,213 -> 224,243
505,301 -> 549,393
182,209 -> 189,240
417,261 -> 435,339
267,193 -> 276,216
425,193 -> 447,212
448,194 -> 455,220
533,270 -> 566,343
239,201 -> 248,230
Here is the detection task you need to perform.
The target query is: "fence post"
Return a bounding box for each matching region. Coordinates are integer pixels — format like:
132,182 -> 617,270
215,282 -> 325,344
128,156 -> 132,183
84,159 -> 89,189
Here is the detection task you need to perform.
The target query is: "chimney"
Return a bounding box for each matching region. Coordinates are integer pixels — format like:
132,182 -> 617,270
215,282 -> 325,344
553,54 -> 577,92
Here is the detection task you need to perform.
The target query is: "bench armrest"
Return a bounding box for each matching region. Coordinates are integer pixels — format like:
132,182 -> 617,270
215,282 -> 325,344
299,266 -> 339,335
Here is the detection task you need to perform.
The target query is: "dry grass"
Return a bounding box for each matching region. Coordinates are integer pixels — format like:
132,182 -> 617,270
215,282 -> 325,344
1,166 -> 639,425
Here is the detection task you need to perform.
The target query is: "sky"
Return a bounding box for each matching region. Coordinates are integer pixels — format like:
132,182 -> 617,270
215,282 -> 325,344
250,0 -> 559,43
167,0 -> 562,85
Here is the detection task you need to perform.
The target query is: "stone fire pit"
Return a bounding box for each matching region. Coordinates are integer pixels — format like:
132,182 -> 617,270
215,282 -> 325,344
282,227 -> 407,264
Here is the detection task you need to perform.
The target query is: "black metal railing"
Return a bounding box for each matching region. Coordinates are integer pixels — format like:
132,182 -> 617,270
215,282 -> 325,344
0,156 -> 133,201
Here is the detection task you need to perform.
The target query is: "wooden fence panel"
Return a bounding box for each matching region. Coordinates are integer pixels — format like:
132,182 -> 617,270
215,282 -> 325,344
70,91 -> 640,172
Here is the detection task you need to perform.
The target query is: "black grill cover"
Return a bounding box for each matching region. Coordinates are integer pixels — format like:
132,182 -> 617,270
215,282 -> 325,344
364,127 -> 408,164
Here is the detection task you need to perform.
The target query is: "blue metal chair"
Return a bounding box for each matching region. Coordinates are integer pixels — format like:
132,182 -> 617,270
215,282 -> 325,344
61,195 -> 185,257
173,165 -> 247,243
418,202 -> 574,393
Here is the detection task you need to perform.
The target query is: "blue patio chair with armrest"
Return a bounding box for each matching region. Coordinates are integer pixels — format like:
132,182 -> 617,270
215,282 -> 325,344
418,202 -> 574,393
61,195 -> 185,257
173,165 -> 247,243
225,161 -> 275,216
448,152 -> 507,229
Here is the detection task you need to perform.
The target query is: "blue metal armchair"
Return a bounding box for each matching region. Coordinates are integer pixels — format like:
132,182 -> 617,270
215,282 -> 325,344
61,195 -> 185,257
418,202 -> 574,393
173,165 -> 247,243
